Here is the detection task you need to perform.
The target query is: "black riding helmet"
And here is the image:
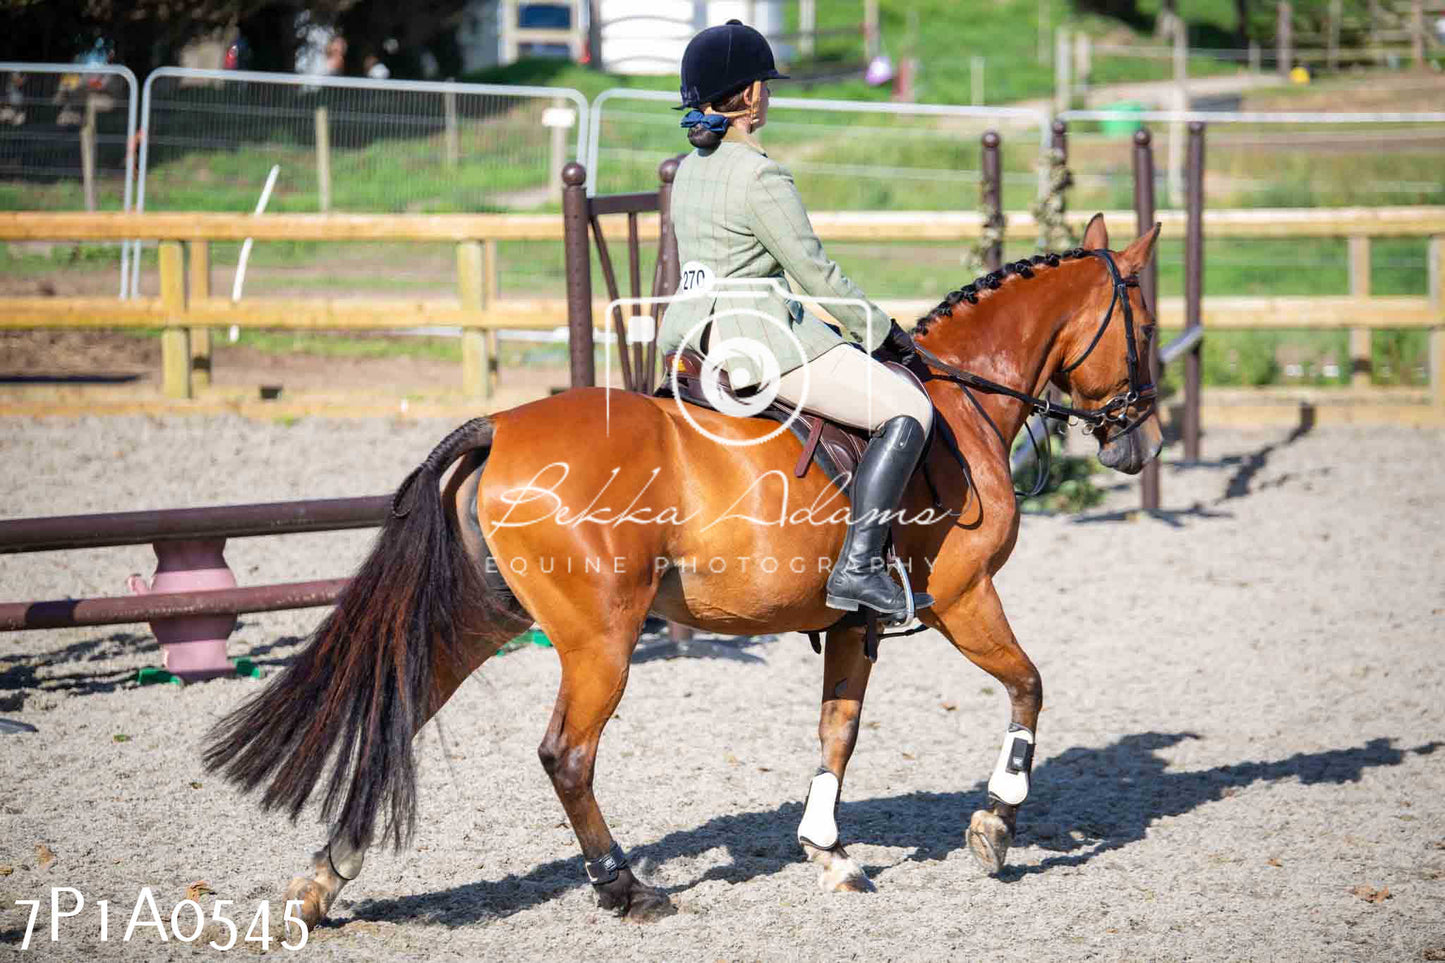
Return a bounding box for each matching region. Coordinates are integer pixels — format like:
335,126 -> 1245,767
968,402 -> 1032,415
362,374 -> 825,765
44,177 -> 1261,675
678,19 -> 788,109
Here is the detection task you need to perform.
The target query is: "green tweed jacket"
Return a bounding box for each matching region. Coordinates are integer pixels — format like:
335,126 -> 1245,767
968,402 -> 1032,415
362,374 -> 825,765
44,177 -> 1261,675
657,128 -> 889,386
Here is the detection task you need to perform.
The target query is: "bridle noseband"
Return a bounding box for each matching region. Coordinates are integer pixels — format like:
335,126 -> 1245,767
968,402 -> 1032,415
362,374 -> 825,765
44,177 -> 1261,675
912,248 -> 1157,497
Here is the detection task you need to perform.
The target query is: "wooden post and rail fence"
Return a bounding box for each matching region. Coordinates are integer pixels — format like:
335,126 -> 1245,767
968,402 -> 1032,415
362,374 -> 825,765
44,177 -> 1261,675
3,204 -> 1439,410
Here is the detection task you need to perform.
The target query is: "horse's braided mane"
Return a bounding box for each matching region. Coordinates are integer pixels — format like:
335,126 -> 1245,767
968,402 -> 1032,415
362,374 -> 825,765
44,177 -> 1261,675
913,247 -> 1094,337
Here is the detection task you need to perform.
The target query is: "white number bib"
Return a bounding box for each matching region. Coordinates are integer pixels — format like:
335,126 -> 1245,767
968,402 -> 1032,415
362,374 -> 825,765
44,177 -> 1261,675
678,260 -> 716,295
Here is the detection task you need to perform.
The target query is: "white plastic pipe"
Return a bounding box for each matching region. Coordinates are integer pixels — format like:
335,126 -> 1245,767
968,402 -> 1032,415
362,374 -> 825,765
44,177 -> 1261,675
229,165 -> 280,342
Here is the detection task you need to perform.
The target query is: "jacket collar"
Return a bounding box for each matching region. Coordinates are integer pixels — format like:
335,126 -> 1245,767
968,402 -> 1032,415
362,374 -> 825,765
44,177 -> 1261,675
722,125 -> 767,155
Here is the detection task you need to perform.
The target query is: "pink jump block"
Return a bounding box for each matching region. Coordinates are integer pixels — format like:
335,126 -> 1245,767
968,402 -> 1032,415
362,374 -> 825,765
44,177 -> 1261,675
128,538 -> 238,682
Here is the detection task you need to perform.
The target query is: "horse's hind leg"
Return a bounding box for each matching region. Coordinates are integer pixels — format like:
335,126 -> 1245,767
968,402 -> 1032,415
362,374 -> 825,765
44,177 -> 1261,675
798,625 -> 877,893
281,465 -> 520,936
282,836 -> 365,935
284,453 -> 517,935
932,578 -> 1042,875
280,631 -> 503,935
538,636 -> 674,921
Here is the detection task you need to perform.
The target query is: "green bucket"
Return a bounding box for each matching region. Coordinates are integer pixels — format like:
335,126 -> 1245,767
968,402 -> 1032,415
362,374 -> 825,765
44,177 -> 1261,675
1101,102 -> 1145,138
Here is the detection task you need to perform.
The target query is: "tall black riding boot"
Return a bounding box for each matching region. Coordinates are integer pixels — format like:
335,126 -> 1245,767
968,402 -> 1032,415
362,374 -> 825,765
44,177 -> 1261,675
825,414 -> 933,623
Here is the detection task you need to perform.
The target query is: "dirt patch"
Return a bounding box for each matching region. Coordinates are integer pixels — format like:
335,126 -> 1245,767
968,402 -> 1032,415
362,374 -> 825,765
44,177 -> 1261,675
0,259 -> 128,298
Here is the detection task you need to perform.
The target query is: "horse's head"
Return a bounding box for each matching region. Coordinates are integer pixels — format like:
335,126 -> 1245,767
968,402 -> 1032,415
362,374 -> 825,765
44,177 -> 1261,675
1053,213 -> 1164,476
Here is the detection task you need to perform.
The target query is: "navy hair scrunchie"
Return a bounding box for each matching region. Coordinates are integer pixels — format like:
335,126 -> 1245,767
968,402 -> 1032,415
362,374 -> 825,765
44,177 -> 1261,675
680,109 -> 730,134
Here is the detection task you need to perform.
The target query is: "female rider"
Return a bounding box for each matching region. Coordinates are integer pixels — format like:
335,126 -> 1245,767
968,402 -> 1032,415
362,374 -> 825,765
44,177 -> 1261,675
658,20 -> 934,625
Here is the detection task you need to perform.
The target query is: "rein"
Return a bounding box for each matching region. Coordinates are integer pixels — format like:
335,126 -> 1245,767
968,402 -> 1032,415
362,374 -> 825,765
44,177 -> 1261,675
913,248 -> 1157,497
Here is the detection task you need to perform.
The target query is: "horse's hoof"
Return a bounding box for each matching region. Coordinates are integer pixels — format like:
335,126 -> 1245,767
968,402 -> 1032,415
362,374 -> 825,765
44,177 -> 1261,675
283,875 -> 329,933
967,809 -> 1012,875
823,867 -> 877,893
625,886 -> 676,923
815,850 -> 877,893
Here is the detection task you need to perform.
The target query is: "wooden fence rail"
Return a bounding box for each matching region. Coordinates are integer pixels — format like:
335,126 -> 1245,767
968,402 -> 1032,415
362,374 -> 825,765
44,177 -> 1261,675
1,208 -> 1442,407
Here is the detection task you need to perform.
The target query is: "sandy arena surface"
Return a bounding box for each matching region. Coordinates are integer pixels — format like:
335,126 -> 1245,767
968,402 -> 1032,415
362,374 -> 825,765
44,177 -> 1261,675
0,414 -> 1442,961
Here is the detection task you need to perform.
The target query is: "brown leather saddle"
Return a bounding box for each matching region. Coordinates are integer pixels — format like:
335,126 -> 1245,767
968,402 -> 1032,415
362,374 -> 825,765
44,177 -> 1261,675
658,346 -> 945,661
659,347 -> 932,489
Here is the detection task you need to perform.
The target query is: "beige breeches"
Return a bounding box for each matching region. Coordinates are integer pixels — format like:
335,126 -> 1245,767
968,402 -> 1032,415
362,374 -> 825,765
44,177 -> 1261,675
773,344 -> 934,434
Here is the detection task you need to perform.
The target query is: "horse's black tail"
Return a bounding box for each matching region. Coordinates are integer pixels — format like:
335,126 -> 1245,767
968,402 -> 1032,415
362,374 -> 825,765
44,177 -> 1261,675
204,416 -> 524,852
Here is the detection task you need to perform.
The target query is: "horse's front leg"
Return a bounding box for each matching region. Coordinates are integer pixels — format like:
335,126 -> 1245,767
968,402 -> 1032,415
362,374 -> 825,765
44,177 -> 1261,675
798,624 -> 877,893
930,579 -> 1042,875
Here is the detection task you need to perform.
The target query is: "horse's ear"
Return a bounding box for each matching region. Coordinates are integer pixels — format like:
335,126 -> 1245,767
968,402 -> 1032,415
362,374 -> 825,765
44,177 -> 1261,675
1120,222 -> 1162,274
1081,213 -> 1108,250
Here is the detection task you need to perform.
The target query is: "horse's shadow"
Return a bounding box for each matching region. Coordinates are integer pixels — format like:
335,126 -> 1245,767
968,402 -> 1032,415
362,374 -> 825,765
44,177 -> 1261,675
631,632 -> 776,665
1070,410 -> 1319,525
350,732 -> 1438,927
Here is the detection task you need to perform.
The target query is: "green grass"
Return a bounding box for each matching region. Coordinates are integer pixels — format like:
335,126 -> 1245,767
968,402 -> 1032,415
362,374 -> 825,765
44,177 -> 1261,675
7,1 -> 1436,215
1016,451 -> 1108,514
141,115 -> 556,214
98,0 -> 1325,213
785,0 -> 1240,105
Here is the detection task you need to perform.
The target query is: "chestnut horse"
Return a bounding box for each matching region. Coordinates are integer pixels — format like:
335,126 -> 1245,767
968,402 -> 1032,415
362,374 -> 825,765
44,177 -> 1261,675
206,215 -> 1162,925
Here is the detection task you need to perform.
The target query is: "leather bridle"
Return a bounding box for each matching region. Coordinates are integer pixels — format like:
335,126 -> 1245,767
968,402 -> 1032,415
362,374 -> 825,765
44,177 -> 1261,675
1057,248 -> 1157,435
915,248 -> 1155,434
911,248 -> 1157,497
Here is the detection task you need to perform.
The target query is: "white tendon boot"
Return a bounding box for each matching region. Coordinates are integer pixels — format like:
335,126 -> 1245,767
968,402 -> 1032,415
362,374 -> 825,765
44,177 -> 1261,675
797,770 -> 840,849
987,723 -> 1035,806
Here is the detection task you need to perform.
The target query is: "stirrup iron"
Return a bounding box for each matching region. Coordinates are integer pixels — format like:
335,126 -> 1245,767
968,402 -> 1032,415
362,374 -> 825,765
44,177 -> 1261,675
824,557 -> 933,625
888,556 -> 932,626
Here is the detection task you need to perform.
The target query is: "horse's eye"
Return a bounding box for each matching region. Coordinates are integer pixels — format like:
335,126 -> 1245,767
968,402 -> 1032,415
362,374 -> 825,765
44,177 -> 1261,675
1141,323 -> 1157,340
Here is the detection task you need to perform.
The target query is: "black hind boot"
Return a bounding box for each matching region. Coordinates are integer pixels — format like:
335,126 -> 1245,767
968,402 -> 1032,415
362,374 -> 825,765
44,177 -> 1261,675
825,415 -> 933,623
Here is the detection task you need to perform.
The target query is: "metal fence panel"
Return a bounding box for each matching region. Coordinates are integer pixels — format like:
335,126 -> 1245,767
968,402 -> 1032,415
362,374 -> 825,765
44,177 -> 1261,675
0,62 -> 138,296
1060,107 -> 1445,390
587,88 -> 1050,205
138,68 -> 588,215
132,68 -> 590,297
586,89 -> 1050,304
1058,108 -> 1445,212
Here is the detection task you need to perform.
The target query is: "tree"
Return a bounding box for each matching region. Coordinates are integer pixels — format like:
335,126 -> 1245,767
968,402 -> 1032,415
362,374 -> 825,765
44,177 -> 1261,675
0,0 -> 506,81
332,0 -> 469,77
0,0 -> 285,76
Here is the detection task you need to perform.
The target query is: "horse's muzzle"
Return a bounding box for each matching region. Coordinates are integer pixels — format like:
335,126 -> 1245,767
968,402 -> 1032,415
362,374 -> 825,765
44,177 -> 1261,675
1097,420 -> 1163,475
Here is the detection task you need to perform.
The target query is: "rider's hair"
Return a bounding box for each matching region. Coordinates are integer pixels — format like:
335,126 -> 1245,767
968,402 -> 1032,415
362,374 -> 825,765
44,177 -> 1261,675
688,87 -> 751,150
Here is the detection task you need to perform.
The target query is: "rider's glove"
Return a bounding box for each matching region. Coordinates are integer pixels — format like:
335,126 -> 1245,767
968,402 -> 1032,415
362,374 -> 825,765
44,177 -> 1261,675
872,319 -> 918,366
